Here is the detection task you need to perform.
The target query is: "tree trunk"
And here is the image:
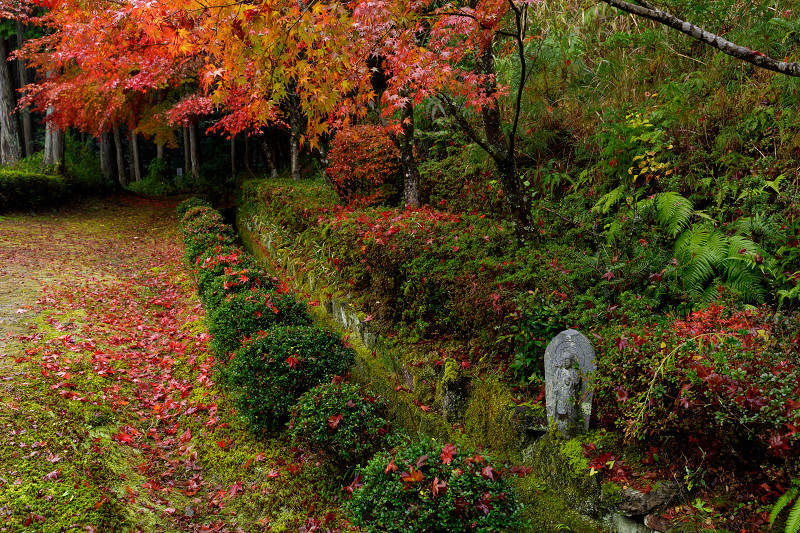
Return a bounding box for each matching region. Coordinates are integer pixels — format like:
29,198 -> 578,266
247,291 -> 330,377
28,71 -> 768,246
230,134 -> 236,176
398,96 -> 421,208
129,130 -> 141,182
287,83 -> 302,180
0,37 -> 22,165
42,107 -> 65,172
189,118 -> 200,179
100,130 -> 114,182
477,45 -> 533,243
14,22 -> 33,158
113,125 -> 127,186
182,125 -> 190,179
260,135 -> 278,178
244,133 -> 252,172
156,142 -> 164,160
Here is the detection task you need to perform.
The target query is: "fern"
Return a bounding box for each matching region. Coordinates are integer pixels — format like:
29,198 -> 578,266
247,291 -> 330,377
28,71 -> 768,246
673,224 -> 767,303
653,191 -> 695,238
770,487 -> 800,533
734,214 -> 782,247
593,185 -> 626,214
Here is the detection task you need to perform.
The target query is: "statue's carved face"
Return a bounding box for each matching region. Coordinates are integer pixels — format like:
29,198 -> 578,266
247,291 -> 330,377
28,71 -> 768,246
559,350 -> 576,369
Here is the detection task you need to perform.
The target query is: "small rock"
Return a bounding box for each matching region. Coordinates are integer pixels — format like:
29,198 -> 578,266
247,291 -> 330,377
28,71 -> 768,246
617,482 -> 680,516
644,513 -> 673,532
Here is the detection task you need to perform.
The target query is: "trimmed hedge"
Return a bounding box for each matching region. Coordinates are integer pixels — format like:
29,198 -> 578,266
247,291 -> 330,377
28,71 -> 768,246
345,435 -> 524,533
290,381 -> 390,467
208,287 -> 310,359
0,170 -> 69,211
229,325 -> 355,431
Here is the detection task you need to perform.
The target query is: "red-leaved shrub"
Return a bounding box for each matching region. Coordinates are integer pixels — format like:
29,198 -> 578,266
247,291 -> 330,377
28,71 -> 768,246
327,125 -> 402,205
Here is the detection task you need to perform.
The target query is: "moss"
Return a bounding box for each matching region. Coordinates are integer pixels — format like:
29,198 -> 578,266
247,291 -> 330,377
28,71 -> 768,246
461,375 -> 521,462
526,431 -> 602,518
561,438 -> 591,480
601,481 -> 623,510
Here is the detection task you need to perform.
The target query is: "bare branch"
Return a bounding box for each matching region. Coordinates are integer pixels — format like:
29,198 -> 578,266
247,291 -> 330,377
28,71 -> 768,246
599,0 -> 800,77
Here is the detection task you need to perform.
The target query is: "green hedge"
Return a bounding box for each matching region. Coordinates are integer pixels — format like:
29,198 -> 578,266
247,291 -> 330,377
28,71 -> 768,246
229,325 -> 355,431
207,287 -> 311,359
0,170 -> 70,211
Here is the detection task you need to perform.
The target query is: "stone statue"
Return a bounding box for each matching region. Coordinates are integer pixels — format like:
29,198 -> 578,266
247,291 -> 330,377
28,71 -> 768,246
553,351 -> 580,432
545,329 -> 595,436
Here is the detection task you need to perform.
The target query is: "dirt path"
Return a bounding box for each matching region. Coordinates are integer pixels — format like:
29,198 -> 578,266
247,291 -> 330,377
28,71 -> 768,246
0,197 -> 342,533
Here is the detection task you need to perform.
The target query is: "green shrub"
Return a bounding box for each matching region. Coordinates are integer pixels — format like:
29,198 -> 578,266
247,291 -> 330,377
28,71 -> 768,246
177,197 -> 212,219
127,176 -> 177,196
241,178 -> 341,236
345,436 -> 524,533
196,246 -> 276,310
0,170 -> 70,211
208,287 -> 310,359
180,208 -> 236,264
229,325 -> 355,431
290,381 -> 390,467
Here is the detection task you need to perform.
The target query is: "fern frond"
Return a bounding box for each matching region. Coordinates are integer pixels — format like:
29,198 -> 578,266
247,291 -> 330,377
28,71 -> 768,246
787,495 -> 800,533
721,260 -> 766,303
770,488 -> 796,527
654,191 -> 694,238
734,215 -> 782,245
593,186 -> 626,214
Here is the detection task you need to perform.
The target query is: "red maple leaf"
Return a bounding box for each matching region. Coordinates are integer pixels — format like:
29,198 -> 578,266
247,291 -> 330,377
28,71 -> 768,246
384,456 -> 398,474
327,414 -> 343,429
431,476 -> 447,497
286,353 -> 301,369
440,443 -> 456,465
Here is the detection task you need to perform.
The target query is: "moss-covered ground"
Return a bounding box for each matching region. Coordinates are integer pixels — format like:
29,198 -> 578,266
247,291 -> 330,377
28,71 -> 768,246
0,197 -> 345,532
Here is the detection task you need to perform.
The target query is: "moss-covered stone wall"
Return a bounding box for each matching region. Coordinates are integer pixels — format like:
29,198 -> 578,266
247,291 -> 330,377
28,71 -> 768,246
235,192 -> 659,533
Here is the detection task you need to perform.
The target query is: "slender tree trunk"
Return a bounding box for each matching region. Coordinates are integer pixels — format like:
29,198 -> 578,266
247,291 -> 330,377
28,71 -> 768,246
0,37 -> 22,165
156,142 -> 164,160
287,81 -> 302,180
398,94 -> 421,208
189,118 -> 200,179
113,125 -> 127,186
14,22 -> 33,158
230,134 -> 236,175
42,107 -> 65,172
181,126 -> 189,179
100,130 -> 114,182
477,45 -> 533,242
260,135 -> 278,178
244,133 -> 252,172
129,130 -> 141,182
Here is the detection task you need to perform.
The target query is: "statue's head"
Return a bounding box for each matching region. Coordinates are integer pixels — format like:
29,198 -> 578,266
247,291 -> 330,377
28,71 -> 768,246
560,349 -> 576,369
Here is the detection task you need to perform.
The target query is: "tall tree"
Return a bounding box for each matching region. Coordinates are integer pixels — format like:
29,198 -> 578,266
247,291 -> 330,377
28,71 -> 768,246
0,35 -> 22,165
14,21 -> 33,157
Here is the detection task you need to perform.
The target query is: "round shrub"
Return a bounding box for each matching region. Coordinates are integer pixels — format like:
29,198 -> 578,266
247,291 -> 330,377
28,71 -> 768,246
177,197 -> 212,218
180,204 -> 218,229
180,208 -> 236,264
229,325 -> 355,431
326,124 -> 402,205
208,287 -> 311,359
290,381 -> 390,467
196,245 -> 275,309
345,436 -> 524,533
